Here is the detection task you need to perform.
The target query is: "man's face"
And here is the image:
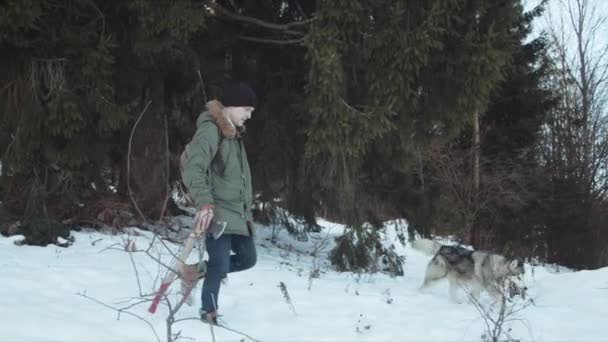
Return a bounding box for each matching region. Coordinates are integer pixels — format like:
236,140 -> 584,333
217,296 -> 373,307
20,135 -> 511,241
225,106 -> 254,127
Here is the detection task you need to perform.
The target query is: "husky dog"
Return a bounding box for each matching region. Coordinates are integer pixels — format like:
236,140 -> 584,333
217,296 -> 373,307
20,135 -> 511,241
412,238 -> 525,303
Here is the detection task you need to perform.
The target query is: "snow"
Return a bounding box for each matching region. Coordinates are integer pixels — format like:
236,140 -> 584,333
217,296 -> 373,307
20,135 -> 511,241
1,218 -> 607,342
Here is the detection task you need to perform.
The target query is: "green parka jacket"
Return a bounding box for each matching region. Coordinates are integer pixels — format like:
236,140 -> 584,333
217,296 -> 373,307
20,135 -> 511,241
182,100 -> 253,236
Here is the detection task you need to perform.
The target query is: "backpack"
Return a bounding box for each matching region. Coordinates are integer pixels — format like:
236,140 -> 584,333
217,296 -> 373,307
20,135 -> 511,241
179,124 -> 224,204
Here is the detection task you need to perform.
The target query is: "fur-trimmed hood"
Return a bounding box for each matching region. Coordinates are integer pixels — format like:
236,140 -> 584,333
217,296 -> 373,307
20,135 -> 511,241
201,100 -> 237,139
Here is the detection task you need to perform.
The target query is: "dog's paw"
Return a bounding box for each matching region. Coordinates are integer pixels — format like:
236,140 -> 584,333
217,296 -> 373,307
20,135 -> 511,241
449,295 -> 465,304
418,285 -> 432,294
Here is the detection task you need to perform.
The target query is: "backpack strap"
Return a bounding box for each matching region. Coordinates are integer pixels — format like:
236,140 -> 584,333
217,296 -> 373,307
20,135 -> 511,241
210,125 -> 226,175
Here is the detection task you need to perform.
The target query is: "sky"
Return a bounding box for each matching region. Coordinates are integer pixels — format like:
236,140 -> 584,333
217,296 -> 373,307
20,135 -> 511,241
524,0 -> 608,48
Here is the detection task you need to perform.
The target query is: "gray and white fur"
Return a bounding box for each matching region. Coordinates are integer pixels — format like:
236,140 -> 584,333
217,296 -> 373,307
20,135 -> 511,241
412,238 -> 525,303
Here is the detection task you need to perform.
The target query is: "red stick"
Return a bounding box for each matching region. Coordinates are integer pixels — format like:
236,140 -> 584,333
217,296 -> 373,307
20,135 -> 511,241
147,232 -> 200,314
148,282 -> 171,313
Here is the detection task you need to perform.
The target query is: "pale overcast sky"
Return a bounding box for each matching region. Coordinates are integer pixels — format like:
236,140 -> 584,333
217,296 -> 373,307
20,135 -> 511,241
524,0 -> 608,46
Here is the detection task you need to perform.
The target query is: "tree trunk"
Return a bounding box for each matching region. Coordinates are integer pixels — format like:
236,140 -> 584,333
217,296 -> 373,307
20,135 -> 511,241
470,109 -> 481,243
473,110 -> 480,196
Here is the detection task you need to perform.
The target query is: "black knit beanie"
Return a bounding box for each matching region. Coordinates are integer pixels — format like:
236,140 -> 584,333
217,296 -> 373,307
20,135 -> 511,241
222,82 -> 257,108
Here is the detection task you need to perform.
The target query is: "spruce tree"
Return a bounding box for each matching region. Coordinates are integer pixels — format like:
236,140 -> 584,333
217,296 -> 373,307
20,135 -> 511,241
304,0 -> 526,272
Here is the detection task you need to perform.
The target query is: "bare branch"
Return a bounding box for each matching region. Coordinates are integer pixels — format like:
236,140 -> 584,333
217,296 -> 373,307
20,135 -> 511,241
77,291 -> 161,342
208,2 -> 313,35
238,35 -> 304,45
197,70 -> 207,103
213,321 -> 262,342
127,247 -> 145,296
127,100 -> 153,223
543,0 -> 608,206
158,111 -> 170,222
466,279 -> 533,342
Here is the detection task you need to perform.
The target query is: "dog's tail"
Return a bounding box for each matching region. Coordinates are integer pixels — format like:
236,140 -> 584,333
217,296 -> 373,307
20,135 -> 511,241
411,238 -> 442,255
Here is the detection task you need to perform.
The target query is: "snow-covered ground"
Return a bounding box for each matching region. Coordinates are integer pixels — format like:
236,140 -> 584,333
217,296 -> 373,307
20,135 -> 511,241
1,218 -> 607,342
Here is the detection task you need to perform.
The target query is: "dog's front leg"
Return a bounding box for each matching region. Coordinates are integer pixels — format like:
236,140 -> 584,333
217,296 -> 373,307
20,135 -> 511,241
448,278 -> 463,303
488,285 -> 504,307
468,283 -> 481,303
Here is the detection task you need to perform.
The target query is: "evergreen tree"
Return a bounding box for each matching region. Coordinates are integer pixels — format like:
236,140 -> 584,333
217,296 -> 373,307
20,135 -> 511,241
304,0 -> 526,271
0,0 -> 210,220
0,0 -> 127,217
405,1 -> 556,250
4,0 -> 589,270
476,3 -> 555,252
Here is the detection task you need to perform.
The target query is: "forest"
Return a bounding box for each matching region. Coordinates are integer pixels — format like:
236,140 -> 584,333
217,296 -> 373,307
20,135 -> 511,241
1,0 -> 606,270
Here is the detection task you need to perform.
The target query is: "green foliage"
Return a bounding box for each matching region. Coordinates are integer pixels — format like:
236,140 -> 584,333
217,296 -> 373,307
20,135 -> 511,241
1,1 -> 126,174
471,2 -> 554,250
407,0 -> 556,250
3,0 -> 593,268
125,0 -> 207,54
330,225 -> 404,276
0,0 -> 44,47
0,0 -> 210,217
18,218 -> 72,247
303,0 -> 523,225
303,0 -> 542,270
330,230 -> 373,273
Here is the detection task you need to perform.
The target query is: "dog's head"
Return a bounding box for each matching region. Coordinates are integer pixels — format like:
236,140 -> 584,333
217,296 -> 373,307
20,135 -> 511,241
508,258 -> 525,276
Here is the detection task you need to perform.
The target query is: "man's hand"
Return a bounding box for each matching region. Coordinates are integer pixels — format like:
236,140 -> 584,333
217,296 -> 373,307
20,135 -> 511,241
180,263 -> 204,285
193,204 -> 214,235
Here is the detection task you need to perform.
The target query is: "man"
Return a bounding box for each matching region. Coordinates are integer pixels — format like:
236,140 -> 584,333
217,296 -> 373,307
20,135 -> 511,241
182,82 -> 258,324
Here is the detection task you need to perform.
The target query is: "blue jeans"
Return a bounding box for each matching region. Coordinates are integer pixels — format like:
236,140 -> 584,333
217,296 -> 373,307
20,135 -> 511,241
201,233 -> 257,313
